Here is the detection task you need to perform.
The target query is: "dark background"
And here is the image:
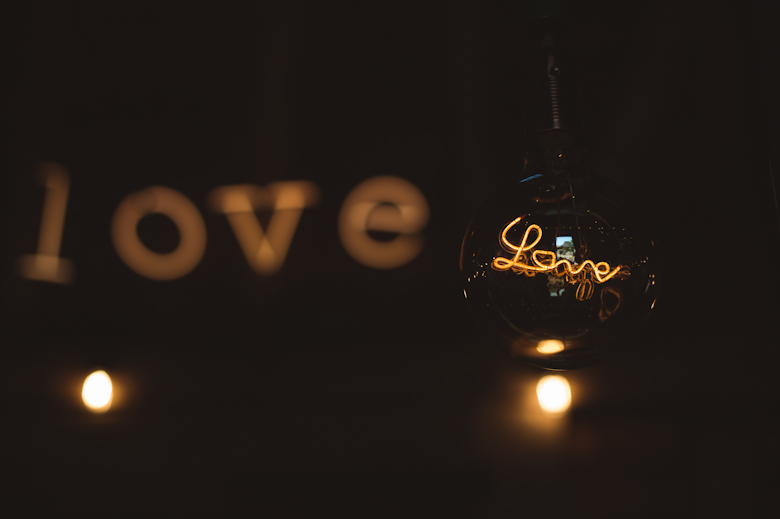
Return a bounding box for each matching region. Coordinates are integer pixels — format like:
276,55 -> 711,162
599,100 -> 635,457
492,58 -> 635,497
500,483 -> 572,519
2,1 -> 779,517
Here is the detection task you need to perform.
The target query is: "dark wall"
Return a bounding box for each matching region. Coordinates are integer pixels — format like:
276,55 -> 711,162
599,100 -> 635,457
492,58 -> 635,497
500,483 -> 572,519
2,1 -> 778,517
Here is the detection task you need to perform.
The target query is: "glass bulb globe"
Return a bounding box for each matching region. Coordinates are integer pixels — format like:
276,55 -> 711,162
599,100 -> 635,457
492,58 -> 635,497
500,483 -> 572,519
460,160 -> 659,370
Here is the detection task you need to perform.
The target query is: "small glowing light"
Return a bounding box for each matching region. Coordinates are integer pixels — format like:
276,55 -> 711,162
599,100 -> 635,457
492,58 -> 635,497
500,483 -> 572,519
82,370 -> 113,413
536,375 -> 571,414
537,339 -> 564,354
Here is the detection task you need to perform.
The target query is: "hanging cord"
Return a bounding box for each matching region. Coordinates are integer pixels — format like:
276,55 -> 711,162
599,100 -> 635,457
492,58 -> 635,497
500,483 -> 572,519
527,1 -> 585,259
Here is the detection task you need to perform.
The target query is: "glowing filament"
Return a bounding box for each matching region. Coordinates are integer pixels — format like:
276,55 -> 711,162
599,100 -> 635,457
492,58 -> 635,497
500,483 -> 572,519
536,375 -> 571,414
492,216 -> 627,299
82,370 -> 113,413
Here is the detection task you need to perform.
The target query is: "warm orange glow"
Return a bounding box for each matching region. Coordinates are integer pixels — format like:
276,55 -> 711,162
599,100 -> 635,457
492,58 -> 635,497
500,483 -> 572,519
18,163 -> 75,284
536,339 -> 564,354
82,370 -> 113,413
111,186 -> 207,280
208,181 -> 320,275
338,176 -> 429,269
492,216 -> 627,299
536,375 -> 571,414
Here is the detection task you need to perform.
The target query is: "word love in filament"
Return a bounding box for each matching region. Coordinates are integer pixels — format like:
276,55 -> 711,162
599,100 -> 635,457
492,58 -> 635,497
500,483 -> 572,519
492,216 -> 628,300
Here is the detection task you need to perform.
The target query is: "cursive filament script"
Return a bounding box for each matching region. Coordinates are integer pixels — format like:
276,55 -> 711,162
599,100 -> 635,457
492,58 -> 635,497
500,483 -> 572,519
492,216 -> 627,299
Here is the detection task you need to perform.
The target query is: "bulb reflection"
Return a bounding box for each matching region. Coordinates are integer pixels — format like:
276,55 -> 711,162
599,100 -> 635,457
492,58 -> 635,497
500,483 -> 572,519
82,370 -> 113,413
536,375 -> 571,414
536,339 -> 564,354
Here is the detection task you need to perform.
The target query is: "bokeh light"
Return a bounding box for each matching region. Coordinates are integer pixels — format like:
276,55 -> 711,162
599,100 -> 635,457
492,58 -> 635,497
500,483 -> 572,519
536,375 -> 571,414
82,370 -> 113,413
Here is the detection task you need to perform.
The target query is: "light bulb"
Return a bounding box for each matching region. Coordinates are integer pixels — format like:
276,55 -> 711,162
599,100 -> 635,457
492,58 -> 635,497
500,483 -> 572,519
460,159 -> 659,370
460,15 -> 659,370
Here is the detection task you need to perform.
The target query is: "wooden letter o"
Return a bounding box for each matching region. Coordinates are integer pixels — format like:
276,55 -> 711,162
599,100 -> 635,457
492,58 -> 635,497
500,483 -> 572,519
112,186 -> 207,280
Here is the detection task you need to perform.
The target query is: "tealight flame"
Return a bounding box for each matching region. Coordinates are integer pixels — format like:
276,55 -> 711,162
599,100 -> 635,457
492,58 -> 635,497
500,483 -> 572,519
536,375 -> 571,414
536,339 -> 564,354
82,370 -> 113,413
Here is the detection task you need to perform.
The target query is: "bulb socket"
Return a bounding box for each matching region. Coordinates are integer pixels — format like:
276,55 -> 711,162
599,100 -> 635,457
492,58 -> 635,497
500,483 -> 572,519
525,36 -> 581,149
528,78 -> 579,146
